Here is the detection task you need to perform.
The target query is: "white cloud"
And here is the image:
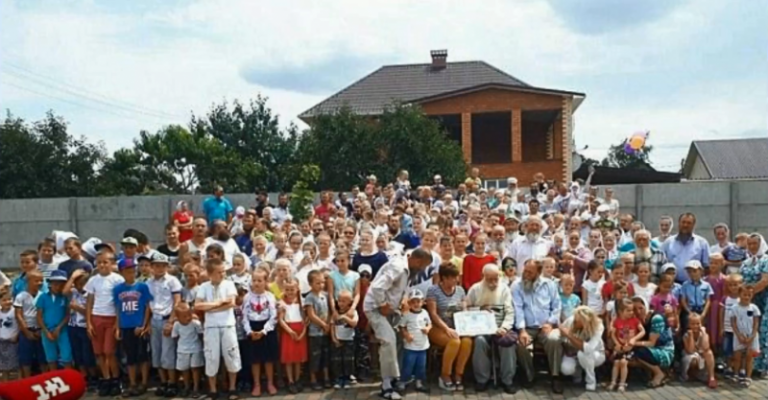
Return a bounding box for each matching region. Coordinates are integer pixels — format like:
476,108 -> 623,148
0,0 -> 763,173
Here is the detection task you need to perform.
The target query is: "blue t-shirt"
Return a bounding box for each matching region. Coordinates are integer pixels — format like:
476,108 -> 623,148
12,273 -> 49,298
57,259 -> 93,279
35,292 -> 69,330
723,245 -> 747,263
202,196 -> 233,225
113,282 -> 153,329
560,293 -> 582,321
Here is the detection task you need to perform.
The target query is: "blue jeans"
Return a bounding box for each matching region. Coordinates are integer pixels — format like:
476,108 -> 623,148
400,349 -> 427,382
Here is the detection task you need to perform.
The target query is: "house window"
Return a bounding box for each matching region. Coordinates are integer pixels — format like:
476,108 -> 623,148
429,114 -> 462,146
471,112 -> 511,164
522,110 -> 559,162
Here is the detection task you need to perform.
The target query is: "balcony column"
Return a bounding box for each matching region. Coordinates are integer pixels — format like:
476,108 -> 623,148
461,112 -> 472,163
512,109 -> 522,162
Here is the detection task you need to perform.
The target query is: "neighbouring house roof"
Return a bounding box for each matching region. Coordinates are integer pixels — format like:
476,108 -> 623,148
299,60 -> 585,120
573,163 -> 681,185
683,138 -> 768,180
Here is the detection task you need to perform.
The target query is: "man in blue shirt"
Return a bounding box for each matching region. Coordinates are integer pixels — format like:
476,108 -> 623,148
661,213 -> 710,283
202,185 -> 234,226
113,258 -> 153,397
511,259 -> 564,394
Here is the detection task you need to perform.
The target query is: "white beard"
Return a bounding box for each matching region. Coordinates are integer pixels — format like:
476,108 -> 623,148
526,232 -> 540,242
635,247 -> 652,260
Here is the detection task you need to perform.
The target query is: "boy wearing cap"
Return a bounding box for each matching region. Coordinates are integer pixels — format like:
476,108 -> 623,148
36,270 -> 72,372
397,288 -> 431,393
118,237 -> 140,265
113,258 -> 153,397
681,260 -> 713,333
147,253 -> 183,397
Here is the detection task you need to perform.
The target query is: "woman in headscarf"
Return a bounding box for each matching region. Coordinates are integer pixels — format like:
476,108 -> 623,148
739,233 -> 768,374
630,296 -> 675,388
559,306 -> 605,391
602,232 -> 620,273
172,200 -> 194,242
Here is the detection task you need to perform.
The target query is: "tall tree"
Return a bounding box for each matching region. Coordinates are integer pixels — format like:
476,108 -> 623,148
0,111 -> 107,198
298,104 -> 467,190
601,141 -> 654,169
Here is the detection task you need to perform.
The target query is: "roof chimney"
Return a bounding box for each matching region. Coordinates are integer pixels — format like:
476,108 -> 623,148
430,49 -> 447,70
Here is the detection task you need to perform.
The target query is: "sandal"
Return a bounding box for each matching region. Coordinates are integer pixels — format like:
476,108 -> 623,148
708,378 -> 717,389
251,384 -> 261,397
618,383 -> 626,392
646,379 -> 665,388
266,384 -> 277,395
227,391 -> 240,400
606,382 -> 617,391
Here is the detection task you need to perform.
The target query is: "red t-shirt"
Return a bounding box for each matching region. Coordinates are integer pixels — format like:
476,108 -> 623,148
314,203 -> 331,222
462,254 -> 497,291
612,317 -> 641,344
173,210 -> 194,242
601,280 -> 635,301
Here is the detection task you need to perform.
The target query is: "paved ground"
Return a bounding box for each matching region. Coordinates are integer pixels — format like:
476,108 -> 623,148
82,378 -> 768,400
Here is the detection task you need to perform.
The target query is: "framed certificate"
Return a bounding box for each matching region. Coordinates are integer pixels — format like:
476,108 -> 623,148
453,310 -> 498,337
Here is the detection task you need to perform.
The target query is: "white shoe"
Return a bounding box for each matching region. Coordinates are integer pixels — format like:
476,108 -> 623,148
438,377 -> 455,392
382,389 -> 402,400
585,384 -> 596,391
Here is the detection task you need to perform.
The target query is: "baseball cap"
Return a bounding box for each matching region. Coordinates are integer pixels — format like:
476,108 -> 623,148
358,264 -> 373,276
48,270 -> 68,282
685,260 -> 703,270
120,237 -> 139,246
409,288 -> 425,300
118,258 -> 137,270
661,263 -> 676,274
597,204 -> 610,213
150,252 -> 170,264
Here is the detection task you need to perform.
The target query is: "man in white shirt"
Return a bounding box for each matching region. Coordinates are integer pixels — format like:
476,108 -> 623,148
504,217 -> 552,276
206,221 -> 243,269
363,249 -> 432,400
195,259 -> 241,397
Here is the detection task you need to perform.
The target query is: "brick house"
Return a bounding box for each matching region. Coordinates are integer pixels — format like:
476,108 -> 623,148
299,50 -> 585,186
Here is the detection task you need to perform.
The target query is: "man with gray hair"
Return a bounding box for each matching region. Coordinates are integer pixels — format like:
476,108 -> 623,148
505,216 -> 552,277
512,259 -> 564,394
631,229 -> 667,281
466,264 -> 517,394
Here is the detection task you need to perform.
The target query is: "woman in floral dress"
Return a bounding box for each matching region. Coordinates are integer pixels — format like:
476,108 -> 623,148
738,234 -> 768,374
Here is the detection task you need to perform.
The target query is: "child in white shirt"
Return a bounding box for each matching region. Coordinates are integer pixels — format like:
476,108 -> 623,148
331,290 -> 358,389
397,289 -> 431,393
581,261 -> 605,315
730,284 -> 761,387
0,290 -> 19,379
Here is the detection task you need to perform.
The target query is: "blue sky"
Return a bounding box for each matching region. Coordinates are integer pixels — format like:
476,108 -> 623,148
1,0 -> 766,172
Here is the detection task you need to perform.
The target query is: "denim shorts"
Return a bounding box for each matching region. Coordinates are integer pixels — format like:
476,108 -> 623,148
18,329 -> 45,367
723,332 -> 734,357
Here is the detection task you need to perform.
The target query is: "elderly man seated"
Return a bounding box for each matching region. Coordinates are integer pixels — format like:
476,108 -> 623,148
512,259 -> 564,394
630,229 -> 667,282
465,264 -> 517,394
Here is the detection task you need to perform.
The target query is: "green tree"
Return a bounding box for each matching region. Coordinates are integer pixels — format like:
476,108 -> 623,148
298,104 -> 466,190
289,164 -> 320,221
601,141 -> 654,169
0,111 -> 107,198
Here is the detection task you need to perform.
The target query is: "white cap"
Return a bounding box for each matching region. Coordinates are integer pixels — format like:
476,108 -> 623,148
367,174 -> 377,181
358,264 -> 373,275
661,263 -> 676,273
120,237 -> 139,246
409,288 -> 425,300
235,206 -> 245,216
597,204 -> 610,213
507,177 -> 518,184
685,260 -> 703,270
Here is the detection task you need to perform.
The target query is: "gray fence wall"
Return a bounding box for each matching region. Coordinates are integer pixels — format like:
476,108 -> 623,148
1,181 -> 766,270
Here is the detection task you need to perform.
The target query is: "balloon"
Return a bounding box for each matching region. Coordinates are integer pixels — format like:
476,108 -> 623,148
624,142 -> 635,155
629,134 -> 645,150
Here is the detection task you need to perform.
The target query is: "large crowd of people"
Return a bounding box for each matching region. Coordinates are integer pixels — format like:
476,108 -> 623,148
0,168 -> 767,400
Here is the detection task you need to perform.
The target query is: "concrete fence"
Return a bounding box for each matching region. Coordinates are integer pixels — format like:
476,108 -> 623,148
1,180 -> 766,270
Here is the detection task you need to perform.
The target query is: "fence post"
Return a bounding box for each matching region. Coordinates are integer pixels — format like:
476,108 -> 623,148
730,182 -> 739,234
634,185 -> 644,222
68,197 -> 79,234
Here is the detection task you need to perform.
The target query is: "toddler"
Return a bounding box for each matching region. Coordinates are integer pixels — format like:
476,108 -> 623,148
398,289 -> 431,393
304,270 -> 331,389
559,275 -> 581,321
37,270 -> 72,371
581,260 -> 605,316
172,303 -> 204,398
722,233 -> 749,275
278,278 -> 307,394
147,253 -> 182,397
113,259 -> 152,396
730,284 -> 760,387
331,290 -> 358,389
243,269 -> 279,396
605,282 -> 628,327
0,290 -> 19,381
720,273 -> 742,379
608,298 -> 645,392
680,313 -> 717,388
233,283 -> 251,391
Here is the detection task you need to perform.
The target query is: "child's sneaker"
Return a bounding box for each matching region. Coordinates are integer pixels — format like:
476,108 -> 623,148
97,379 -> 111,397
742,377 -> 753,387
738,371 -> 747,384
333,379 -> 343,390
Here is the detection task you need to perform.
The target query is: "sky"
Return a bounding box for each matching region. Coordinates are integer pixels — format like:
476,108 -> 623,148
1,0 -> 766,173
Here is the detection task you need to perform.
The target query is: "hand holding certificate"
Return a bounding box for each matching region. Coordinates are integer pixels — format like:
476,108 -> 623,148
453,310 -> 498,336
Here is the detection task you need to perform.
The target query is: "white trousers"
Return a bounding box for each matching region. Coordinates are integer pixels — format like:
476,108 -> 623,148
204,326 -> 241,377
366,310 -> 400,379
561,350 -> 605,388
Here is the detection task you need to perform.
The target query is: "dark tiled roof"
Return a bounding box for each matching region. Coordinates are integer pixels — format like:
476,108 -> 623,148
299,61 -> 532,118
688,138 -> 768,179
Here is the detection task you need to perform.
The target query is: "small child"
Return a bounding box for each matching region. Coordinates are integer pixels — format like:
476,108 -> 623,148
304,270 -> 331,390
681,260 -> 713,332
581,260 -> 605,316
398,289 -> 431,393
0,289 -> 19,381
65,270 -> 97,386
730,284 -> 760,387
680,313 -> 717,388
269,259 -> 291,301
705,254 -> 726,360
608,298 -> 645,392
172,303 -> 204,398
85,250 -> 125,396
36,270 -> 72,371
229,253 -> 252,289
136,256 -> 152,283
113,259 -> 153,396
14,269 -> 45,378
233,282 -> 251,392
661,263 -> 682,301
331,290 -> 359,389
542,257 -> 558,285
722,233 -> 749,275
621,254 -> 637,283
278,278 -> 307,394
243,269 -> 279,397
181,263 -> 201,306
605,282 -> 628,327
631,263 -> 657,305
146,253 -> 182,397
559,274 -> 581,322
650,274 -> 680,315
720,273 -> 742,379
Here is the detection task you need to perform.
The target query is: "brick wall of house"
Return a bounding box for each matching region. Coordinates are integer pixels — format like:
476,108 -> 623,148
420,88 -> 570,185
